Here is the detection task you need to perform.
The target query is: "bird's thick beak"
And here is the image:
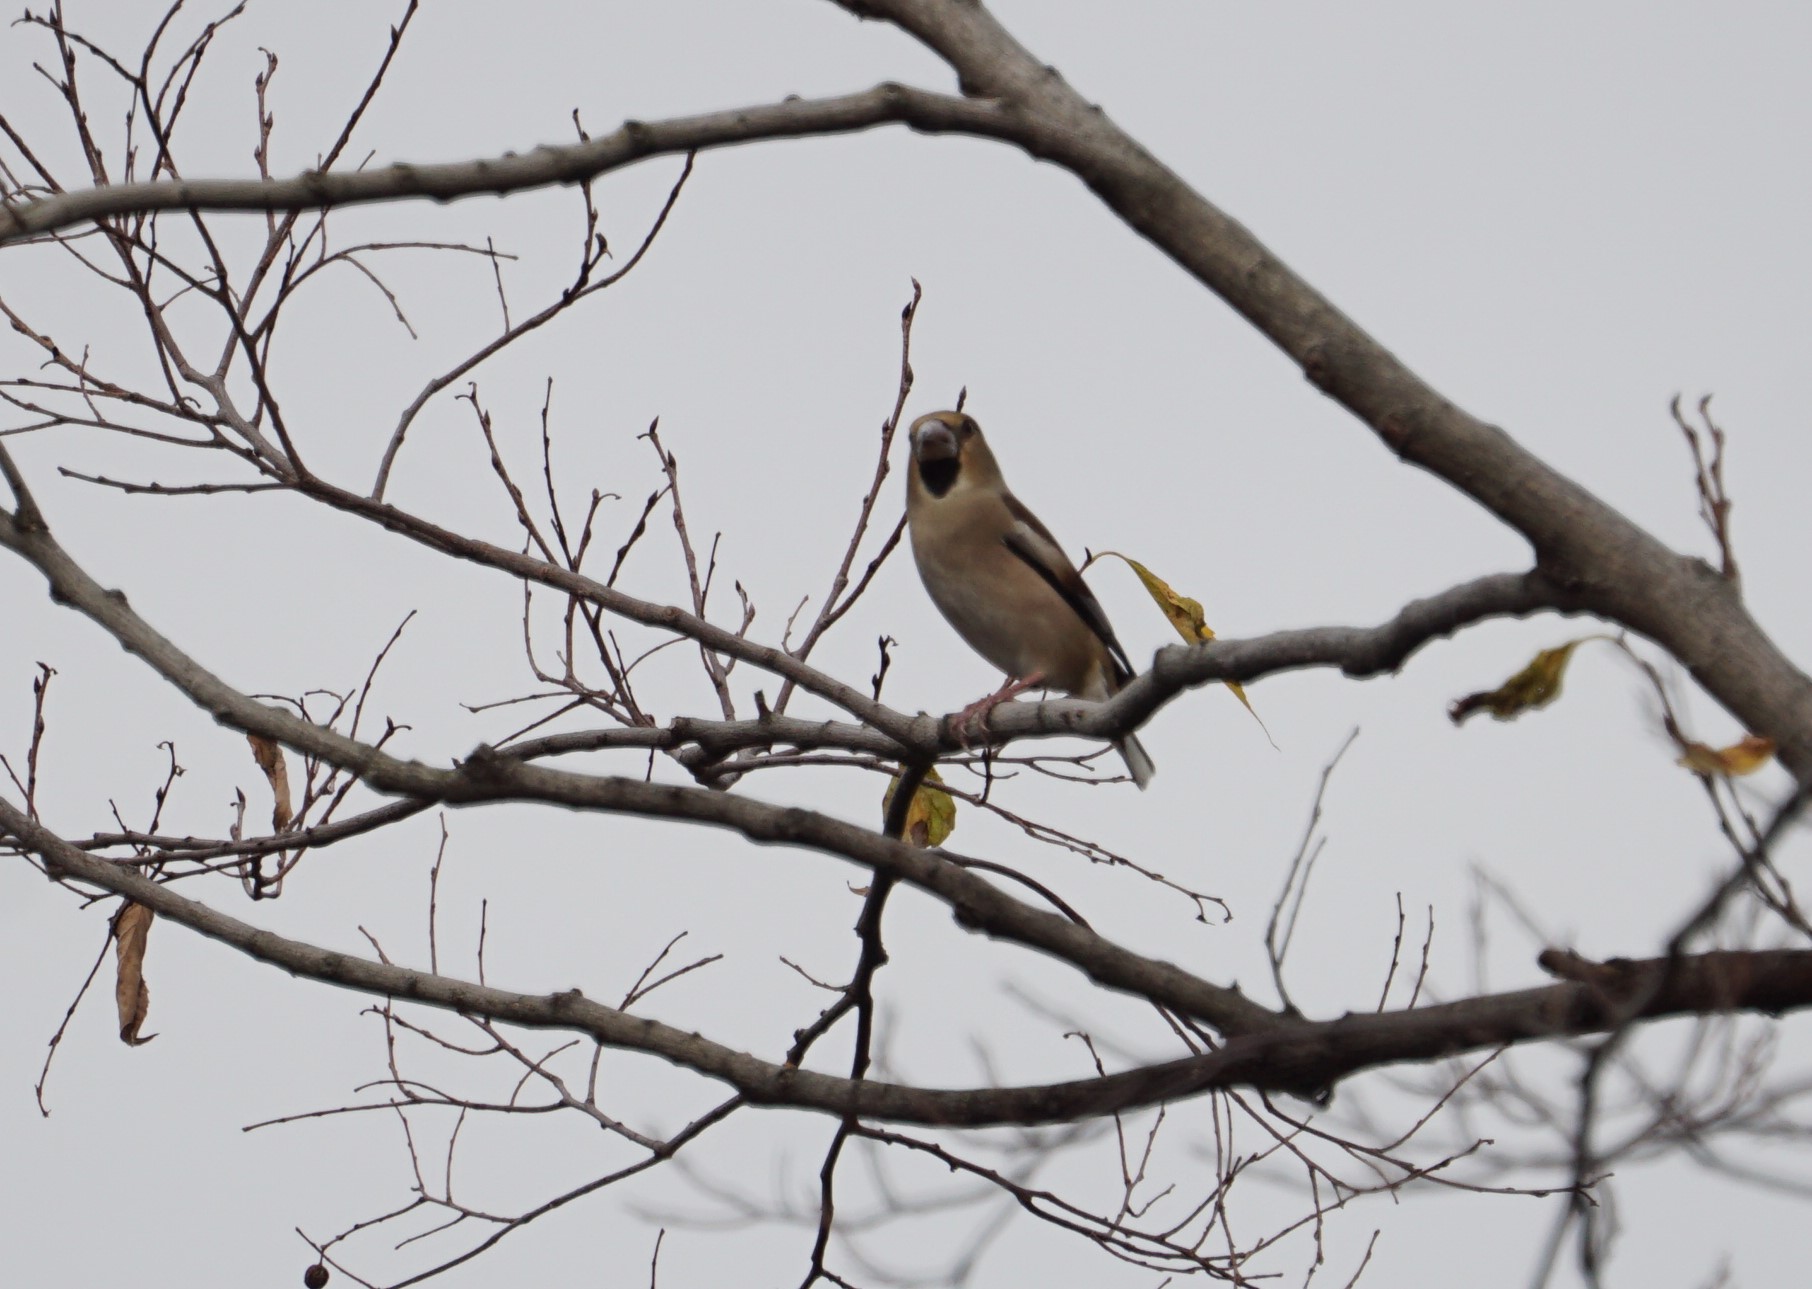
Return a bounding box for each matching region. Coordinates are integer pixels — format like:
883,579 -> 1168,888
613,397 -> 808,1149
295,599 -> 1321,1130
912,421 -> 959,463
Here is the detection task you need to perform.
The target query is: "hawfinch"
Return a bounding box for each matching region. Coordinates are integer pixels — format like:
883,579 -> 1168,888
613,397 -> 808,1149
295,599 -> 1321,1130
905,410 -> 1156,788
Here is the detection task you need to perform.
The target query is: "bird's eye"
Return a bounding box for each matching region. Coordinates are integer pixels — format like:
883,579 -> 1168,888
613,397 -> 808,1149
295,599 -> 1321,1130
959,417 -> 977,437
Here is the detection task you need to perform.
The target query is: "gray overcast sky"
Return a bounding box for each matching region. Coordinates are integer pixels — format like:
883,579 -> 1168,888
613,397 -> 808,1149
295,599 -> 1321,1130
4,3 -> 1811,1286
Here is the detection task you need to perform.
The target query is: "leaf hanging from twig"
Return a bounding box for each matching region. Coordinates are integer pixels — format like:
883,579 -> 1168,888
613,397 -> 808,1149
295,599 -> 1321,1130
1676,733 -> 1775,778
1097,551 -> 1274,746
111,901 -> 156,1046
247,733 -> 293,832
1449,639 -> 1592,724
883,767 -> 956,848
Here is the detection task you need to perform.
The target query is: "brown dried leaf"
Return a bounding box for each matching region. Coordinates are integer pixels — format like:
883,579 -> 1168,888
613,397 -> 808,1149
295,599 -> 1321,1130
248,733 -> 293,832
1677,733 -> 1776,778
1450,640 -> 1584,724
111,901 -> 156,1046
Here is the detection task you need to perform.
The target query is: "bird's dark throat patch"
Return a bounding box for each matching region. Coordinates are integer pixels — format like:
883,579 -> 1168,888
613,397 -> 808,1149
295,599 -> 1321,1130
917,457 -> 959,498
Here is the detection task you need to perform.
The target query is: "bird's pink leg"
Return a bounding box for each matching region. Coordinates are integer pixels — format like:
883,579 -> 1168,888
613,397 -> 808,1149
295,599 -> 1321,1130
952,672 -> 1045,747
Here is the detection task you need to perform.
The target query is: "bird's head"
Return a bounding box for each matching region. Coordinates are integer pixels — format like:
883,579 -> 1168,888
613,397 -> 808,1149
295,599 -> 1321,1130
908,410 -> 1002,499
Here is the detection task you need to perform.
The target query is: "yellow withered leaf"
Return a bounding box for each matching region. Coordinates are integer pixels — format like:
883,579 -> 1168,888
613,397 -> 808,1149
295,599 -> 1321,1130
1677,733 -> 1775,778
111,901 -> 156,1046
882,767 -> 956,848
1449,641 -> 1584,724
247,733 -> 293,832
1099,552 -> 1273,744
1116,554 -> 1216,645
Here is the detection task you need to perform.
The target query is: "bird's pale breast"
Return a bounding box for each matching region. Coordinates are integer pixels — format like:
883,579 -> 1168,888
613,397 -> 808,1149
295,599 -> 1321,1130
910,493 -> 1107,694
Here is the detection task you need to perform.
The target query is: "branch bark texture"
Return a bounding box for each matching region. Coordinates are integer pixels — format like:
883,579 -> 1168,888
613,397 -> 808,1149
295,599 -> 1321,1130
9,1 -> 1806,774
10,796 -> 1810,1126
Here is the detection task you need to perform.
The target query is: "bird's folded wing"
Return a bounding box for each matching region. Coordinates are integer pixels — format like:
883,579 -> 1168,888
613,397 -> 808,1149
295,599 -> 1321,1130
999,497 -> 1137,683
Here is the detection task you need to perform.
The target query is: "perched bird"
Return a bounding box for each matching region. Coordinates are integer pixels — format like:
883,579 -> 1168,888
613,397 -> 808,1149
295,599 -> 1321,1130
904,410 -> 1156,788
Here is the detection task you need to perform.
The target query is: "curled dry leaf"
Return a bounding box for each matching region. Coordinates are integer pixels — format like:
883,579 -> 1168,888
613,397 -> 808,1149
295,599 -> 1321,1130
111,901 -> 156,1046
1097,552 -> 1273,744
882,767 -> 956,848
1449,640 -> 1586,724
1676,733 -> 1776,778
247,733 -> 294,832
1454,636 -> 1776,779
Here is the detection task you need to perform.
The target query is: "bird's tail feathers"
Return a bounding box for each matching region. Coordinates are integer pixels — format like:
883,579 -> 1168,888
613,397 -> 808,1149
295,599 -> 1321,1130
1116,734 -> 1156,790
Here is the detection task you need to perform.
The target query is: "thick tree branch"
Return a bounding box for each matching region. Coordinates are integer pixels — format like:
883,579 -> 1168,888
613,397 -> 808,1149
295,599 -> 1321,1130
10,797 -> 1810,1126
2,461 -> 1584,764
0,491 -> 1280,1038
2,457 -> 1587,796
6,405 -> 1582,762
836,0 -> 1812,778
6,7 -> 1806,1282
381,570 -> 1582,768
17,3 -> 1805,778
9,5 -> 1806,770
295,481 -> 1588,758
0,84 -> 1008,246
1096,569 -> 1582,736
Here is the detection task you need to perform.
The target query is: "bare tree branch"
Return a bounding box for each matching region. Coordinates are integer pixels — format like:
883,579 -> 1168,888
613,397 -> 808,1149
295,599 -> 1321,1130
7,4 -> 1810,1284
835,0 -> 1812,778
9,797 -> 1812,1128
0,85 -> 1007,245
